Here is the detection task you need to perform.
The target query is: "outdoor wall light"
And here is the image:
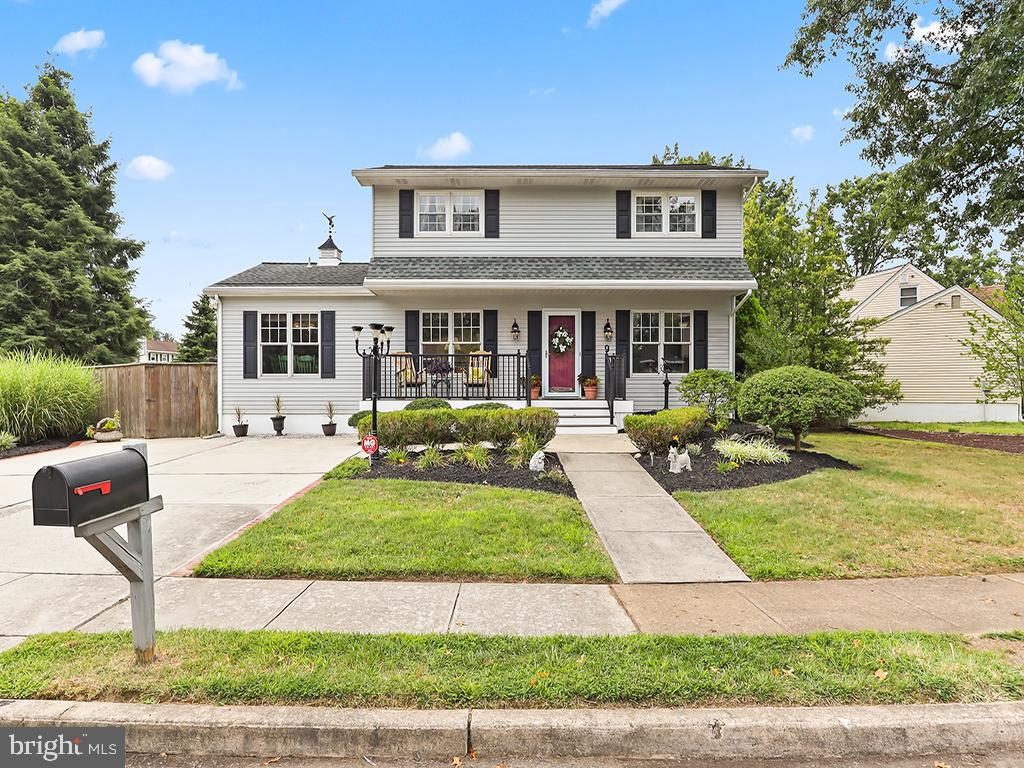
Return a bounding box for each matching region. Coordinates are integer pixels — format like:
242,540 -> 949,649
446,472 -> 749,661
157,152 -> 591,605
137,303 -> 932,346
510,318 -> 520,342
603,318 -> 614,341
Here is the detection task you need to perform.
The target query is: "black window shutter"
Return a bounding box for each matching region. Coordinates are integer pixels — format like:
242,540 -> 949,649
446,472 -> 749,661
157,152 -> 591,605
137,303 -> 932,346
243,310 -> 257,379
404,310 -> 419,354
527,311 -> 542,385
399,189 -> 414,238
701,190 -> 717,239
615,190 -> 631,239
320,310 -> 335,379
484,190 -> 500,238
483,309 -> 498,375
693,310 -> 709,369
615,309 -> 630,378
581,311 -> 596,379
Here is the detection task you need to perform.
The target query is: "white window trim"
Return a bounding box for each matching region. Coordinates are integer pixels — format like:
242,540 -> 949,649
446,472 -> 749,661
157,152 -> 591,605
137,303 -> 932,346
899,285 -> 918,308
258,311 -> 321,378
420,310 -> 484,355
632,190 -> 701,237
630,310 -> 693,376
415,190 -> 484,237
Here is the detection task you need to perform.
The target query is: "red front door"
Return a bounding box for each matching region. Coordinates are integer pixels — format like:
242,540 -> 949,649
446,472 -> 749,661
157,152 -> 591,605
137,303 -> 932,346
547,315 -> 576,393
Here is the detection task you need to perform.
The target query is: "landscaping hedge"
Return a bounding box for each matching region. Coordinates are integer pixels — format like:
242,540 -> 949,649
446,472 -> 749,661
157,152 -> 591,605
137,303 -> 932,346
0,351 -> 100,442
358,407 -> 558,450
404,397 -> 451,411
623,407 -> 706,454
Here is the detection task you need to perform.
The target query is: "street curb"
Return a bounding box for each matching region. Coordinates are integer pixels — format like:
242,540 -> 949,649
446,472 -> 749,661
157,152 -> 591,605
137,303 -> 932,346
2,700 -> 1024,760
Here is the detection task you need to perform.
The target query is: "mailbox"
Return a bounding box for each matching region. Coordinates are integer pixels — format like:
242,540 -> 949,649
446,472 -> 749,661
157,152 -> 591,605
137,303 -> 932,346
32,449 -> 150,527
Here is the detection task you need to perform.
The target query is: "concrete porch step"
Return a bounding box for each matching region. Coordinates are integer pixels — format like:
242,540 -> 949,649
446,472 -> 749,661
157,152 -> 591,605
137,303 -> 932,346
555,425 -> 620,435
555,415 -> 615,427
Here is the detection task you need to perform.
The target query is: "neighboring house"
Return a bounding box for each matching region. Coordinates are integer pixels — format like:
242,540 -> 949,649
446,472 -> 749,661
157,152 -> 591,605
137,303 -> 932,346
841,263 -> 1020,422
138,338 -> 179,363
205,164 -> 767,434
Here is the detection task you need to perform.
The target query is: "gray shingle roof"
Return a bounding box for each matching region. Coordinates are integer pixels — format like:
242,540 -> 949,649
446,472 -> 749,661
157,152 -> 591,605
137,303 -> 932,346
208,262 -> 370,287
365,256 -> 754,282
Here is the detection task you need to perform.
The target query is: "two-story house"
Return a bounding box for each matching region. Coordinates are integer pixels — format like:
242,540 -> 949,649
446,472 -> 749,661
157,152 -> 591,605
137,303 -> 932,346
205,164 -> 767,434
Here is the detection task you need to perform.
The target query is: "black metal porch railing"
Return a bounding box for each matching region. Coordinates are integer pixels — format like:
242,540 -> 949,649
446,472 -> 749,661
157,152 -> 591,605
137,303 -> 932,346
604,348 -> 627,425
363,352 -> 532,402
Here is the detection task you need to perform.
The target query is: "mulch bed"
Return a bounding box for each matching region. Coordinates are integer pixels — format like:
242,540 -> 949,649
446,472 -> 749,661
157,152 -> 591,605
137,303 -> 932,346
0,436 -> 83,461
359,451 -> 577,498
637,423 -> 857,493
854,426 -> 1024,455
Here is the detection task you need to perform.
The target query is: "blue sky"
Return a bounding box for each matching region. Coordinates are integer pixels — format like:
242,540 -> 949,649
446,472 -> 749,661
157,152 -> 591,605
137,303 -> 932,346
2,0 -> 879,335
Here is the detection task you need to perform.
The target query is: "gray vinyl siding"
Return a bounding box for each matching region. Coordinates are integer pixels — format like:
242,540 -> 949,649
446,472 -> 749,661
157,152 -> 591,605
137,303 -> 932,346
372,186 -> 744,259
220,291 -> 735,425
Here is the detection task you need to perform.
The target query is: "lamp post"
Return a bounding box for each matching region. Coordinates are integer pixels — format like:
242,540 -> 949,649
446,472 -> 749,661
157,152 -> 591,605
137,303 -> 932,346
352,323 -> 394,463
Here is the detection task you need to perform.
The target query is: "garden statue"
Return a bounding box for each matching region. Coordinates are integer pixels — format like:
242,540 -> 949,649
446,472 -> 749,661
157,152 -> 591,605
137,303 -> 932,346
668,446 -> 679,473
529,450 -> 546,472
678,449 -> 692,472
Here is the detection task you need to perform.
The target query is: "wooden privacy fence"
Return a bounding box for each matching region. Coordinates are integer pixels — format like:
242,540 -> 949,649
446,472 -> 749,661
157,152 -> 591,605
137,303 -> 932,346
92,363 -> 218,438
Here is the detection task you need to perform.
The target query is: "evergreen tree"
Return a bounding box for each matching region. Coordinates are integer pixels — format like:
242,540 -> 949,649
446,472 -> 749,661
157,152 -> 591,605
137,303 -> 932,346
175,294 -> 218,363
0,63 -> 148,363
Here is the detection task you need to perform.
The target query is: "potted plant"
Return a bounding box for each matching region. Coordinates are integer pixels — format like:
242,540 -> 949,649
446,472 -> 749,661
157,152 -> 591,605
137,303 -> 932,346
424,357 -> 452,379
529,374 -> 542,400
271,396 -> 285,436
323,401 -> 337,436
232,406 -> 249,437
86,410 -> 122,443
579,374 -> 599,400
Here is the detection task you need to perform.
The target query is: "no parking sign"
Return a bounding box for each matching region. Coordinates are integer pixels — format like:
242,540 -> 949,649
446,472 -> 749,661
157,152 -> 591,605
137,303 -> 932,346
361,434 -> 379,455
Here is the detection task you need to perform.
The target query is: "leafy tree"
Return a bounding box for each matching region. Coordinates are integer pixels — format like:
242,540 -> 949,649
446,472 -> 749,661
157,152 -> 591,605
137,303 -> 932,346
926,249 -> 1005,289
0,63 -> 148,362
175,293 -> 218,362
961,280 -> 1024,419
151,329 -> 177,343
651,143 -> 746,168
785,0 -> 1024,251
675,369 -> 739,423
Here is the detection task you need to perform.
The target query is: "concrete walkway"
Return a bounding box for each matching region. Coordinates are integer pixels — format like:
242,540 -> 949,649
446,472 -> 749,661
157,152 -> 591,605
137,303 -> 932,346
559,451 -> 748,583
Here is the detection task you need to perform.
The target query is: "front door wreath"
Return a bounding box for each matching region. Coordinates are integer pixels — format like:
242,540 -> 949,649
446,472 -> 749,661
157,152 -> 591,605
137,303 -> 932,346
550,325 -> 574,353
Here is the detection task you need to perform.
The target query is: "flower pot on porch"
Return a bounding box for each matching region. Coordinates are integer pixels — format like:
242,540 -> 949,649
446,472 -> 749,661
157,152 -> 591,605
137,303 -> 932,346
583,385 -> 598,400
322,422 -> 337,436
271,415 -> 286,435
232,423 -> 249,437
530,386 -> 541,400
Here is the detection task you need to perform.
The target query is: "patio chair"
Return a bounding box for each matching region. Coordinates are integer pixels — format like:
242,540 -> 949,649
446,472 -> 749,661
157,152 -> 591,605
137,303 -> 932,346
393,352 -> 426,395
465,350 -> 493,398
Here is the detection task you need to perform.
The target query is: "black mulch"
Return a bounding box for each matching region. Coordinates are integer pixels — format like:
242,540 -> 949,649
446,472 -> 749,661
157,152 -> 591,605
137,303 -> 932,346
853,426 -> 1024,455
637,423 -> 857,493
361,451 -> 577,498
0,435 -> 84,461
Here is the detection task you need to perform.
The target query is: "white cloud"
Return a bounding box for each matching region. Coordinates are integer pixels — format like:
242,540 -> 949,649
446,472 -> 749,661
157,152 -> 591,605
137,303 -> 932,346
790,124 -> 815,143
163,230 -> 210,248
53,29 -> 105,55
885,16 -> 976,61
125,155 -> 174,181
884,41 -> 904,61
132,40 -> 241,93
422,131 -> 472,161
528,86 -> 556,96
587,0 -> 629,28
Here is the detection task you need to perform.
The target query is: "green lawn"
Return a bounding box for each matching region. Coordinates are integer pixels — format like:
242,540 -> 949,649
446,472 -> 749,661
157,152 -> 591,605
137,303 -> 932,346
195,478 -> 616,582
676,431 -> 1024,581
2,629 -> 1021,708
857,420 -> 1024,435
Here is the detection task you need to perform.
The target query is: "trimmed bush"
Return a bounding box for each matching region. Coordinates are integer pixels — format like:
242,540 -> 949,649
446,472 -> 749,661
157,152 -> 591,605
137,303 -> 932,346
0,351 -> 101,442
358,408 -> 457,450
737,365 -> 864,451
676,369 -> 739,423
623,407 -> 706,454
347,410 -> 371,428
460,402 -> 512,411
404,398 -> 452,411
357,407 -> 558,451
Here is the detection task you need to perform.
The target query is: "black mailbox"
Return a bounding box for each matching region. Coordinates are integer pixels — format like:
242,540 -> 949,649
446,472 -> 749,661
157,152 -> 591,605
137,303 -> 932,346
32,449 -> 150,527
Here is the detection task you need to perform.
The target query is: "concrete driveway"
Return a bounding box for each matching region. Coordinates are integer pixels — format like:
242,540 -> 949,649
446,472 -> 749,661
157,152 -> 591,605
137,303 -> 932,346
0,436 -> 359,648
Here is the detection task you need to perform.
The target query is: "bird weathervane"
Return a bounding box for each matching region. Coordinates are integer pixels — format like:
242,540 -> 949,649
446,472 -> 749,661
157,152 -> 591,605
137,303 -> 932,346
322,211 -> 336,237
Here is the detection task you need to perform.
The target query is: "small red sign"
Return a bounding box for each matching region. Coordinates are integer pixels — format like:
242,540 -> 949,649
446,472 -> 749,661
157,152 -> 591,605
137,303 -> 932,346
361,434 -> 379,454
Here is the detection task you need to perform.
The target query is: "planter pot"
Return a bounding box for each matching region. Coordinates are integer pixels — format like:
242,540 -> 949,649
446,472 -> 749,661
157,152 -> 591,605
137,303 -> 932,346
232,424 -> 249,437
583,385 -> 598,400
93,430 -> 122,443
322,423 -> 337,437
530,386 -> 542,400
271,415 -> 286,436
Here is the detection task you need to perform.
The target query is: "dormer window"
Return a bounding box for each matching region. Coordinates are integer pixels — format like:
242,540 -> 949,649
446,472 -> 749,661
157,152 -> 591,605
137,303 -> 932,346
900,285 -> 918,308
633,191 -> 699,236
417,191 -> 482,235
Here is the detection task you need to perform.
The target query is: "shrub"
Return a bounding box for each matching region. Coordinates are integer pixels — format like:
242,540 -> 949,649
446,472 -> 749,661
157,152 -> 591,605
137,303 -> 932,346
506,432 -> 543,468
347,409 -> 371,428
385,448 -> 410,465
358,408 -> 458,449
737,365 -> 864,451
453,442 -> 491,471
505,408 -> 558,447
685,442 -> 702,456
676,369 -> 739,423
715,460 -> 739,474
405,398 -> 452,411
416,445 -> 445,470
0,351 -> 101,442
460,402 -> 511,411
713,437 -> 790,465
358,407 -> 557,451
623,407 -> 707,454
0,431 -> 16,452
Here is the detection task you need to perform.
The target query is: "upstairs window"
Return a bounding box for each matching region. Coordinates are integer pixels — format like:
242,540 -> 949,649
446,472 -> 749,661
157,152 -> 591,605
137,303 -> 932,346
635,196 -> 662,232
668,195 -> 697,232
634,191 -> 699,235
900,286 -> 918,308
417,191 -> 482,235
951,294 -> 962,309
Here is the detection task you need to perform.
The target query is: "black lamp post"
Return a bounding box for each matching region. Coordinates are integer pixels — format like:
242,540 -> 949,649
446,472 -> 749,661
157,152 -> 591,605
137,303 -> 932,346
352,323 -> 394,463
661,358 -> 671,412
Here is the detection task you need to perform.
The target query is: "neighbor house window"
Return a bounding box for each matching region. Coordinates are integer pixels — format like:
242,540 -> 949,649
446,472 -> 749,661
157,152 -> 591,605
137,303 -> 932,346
417,192 -> 482,235
634,192 -> 699,235
259,312 -> 318,375
951,294 -> 962,309
900,286 -> 918,308
632,311 -> 692,374
420,311 -> 482,356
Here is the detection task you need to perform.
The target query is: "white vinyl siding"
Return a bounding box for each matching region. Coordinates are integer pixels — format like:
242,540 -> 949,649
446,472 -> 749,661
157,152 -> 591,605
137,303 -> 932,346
846,264 -> 946,320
